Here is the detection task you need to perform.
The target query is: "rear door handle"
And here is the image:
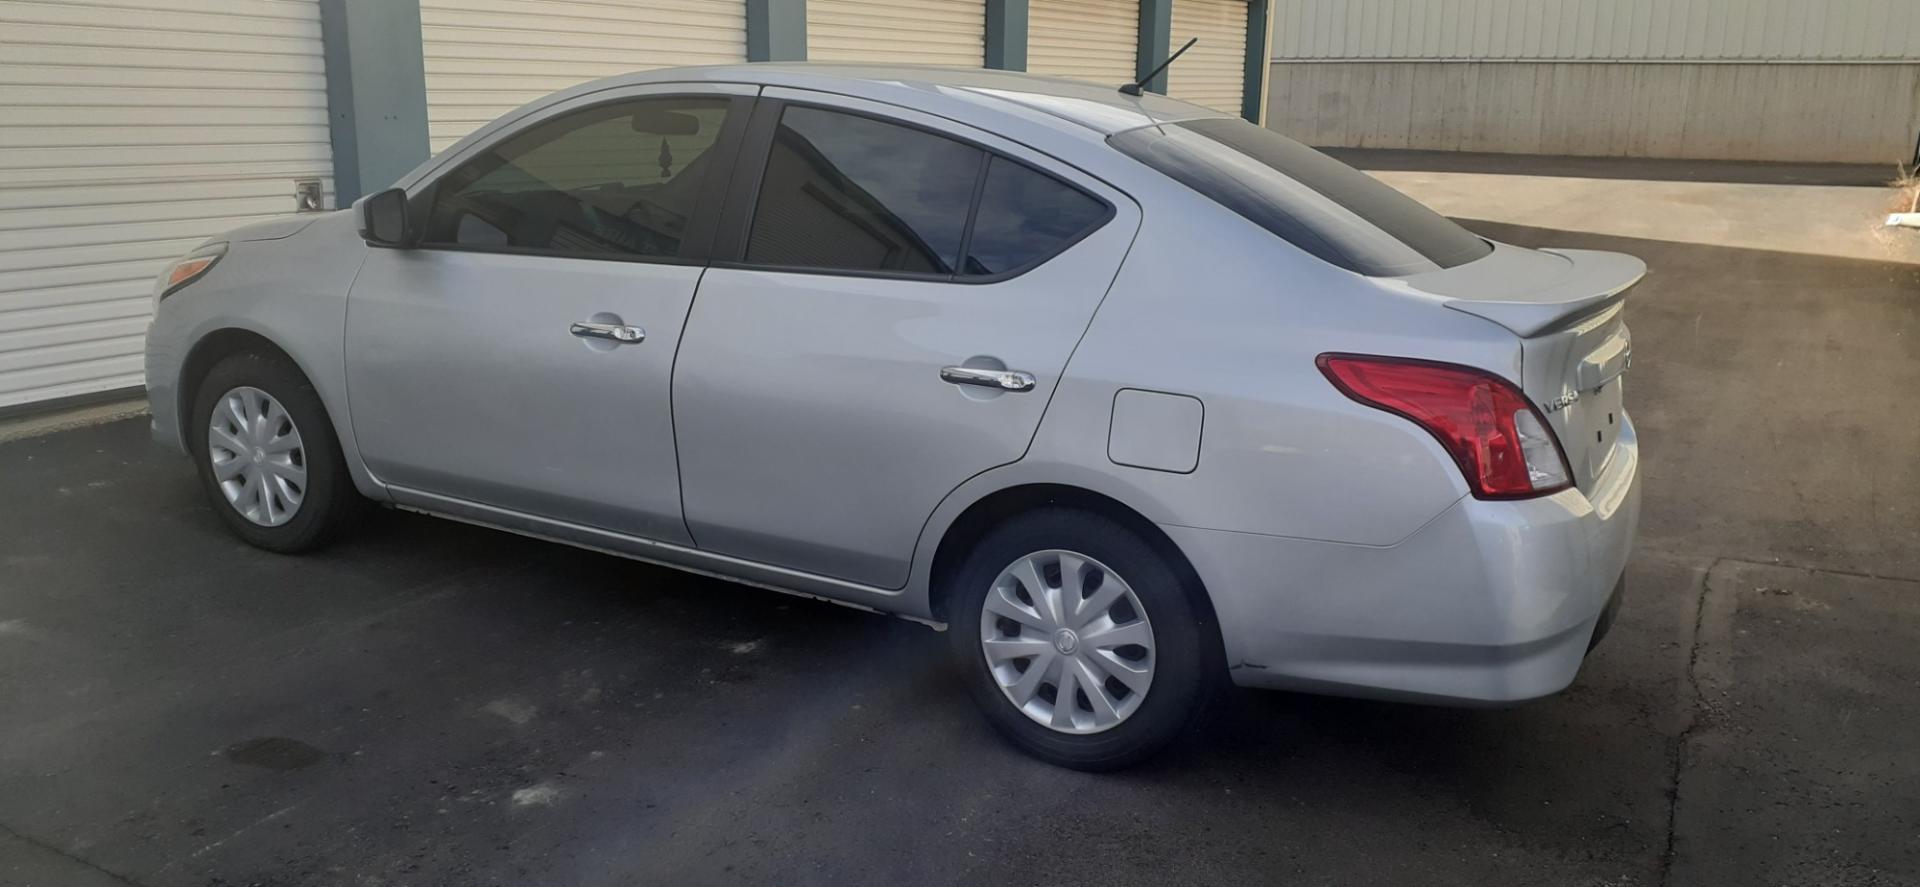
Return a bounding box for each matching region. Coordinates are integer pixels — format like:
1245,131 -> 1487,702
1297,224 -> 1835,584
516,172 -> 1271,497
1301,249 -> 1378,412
940,366 -> 1036,392
570,321 -> 645,344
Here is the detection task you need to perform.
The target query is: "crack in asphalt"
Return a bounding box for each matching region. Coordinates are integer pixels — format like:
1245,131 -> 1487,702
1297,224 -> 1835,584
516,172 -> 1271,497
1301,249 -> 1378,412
0,820 -> 152,887
1635,544 -> 1920,587
1658,557 -> 1716,887
1653,553 -> 1890,887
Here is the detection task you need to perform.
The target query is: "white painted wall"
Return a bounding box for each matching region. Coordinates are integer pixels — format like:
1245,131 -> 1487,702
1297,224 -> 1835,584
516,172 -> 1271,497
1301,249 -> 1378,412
421,0 -> 748,153
0,0 -> 335,411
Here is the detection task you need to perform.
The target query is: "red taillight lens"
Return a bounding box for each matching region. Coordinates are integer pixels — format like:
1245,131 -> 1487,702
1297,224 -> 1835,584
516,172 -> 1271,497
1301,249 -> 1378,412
1317,353 -> 1573,500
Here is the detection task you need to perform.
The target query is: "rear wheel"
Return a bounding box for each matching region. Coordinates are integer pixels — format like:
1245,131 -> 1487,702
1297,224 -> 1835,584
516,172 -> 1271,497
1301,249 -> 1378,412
189,350 -> 359,553
948,508 -> 1213,770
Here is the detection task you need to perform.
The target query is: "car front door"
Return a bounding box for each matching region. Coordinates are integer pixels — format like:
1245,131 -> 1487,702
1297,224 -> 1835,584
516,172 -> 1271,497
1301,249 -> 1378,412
672,91 -> 1140,588
345,84 -> 750,544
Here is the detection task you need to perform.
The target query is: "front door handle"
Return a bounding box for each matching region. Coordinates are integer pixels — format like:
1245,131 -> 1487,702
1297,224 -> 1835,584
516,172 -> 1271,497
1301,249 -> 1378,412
940,366 -> 1036,392
570,321 -> 645,344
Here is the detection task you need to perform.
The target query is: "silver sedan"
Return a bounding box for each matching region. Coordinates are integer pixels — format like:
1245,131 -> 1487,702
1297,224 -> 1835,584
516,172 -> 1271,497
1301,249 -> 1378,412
144,64 -> 1641,769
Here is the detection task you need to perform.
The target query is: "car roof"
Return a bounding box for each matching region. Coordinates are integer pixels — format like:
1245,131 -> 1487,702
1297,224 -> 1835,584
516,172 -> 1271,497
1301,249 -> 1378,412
395,63 -> 1238,193
585,63 -> 1232,135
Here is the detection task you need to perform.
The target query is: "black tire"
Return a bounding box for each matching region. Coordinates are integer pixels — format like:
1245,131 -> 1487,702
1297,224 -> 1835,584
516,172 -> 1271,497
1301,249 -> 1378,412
188,350 -> 360,553
947,507 -> 1217,770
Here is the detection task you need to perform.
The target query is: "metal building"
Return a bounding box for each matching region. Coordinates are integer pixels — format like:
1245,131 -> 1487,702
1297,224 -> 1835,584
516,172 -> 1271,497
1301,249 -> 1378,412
1267,0 -> 1920,164
0,0 -> 1270,414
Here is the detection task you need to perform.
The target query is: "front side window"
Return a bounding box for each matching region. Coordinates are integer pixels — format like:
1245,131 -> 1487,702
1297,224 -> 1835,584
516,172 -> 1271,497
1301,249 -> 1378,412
421,97 -> 731,260
746,106 -> 984,275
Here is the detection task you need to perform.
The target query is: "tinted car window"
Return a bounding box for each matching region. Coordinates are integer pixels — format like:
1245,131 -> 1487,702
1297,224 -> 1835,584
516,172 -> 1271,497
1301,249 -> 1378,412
1109,117 -> 1491,276
746,106 -> 983,275
961,157 -> 1109,277
422,97 -> 730,260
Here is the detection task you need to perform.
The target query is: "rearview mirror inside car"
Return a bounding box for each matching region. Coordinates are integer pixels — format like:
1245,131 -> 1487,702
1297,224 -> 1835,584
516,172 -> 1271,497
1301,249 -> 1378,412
356,188 -> 414,248
630,109 -> 699,135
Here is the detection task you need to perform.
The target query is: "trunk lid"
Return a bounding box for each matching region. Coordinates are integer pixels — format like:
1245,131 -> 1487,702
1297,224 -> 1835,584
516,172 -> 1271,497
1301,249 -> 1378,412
1400,243 -> 1645,491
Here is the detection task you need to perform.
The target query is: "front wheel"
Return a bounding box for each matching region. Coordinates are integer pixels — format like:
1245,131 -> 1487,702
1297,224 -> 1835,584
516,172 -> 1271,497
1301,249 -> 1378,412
948,508 -> 1215,770
189,350 -> 360,553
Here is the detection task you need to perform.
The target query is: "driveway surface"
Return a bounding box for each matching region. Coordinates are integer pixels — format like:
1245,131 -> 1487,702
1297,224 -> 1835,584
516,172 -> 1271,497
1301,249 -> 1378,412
3,212 -> 1918,885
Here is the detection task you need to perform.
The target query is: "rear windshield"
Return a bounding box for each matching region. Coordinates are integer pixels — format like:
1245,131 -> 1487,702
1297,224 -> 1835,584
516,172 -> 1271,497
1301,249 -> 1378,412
1108,117 -> 1491,276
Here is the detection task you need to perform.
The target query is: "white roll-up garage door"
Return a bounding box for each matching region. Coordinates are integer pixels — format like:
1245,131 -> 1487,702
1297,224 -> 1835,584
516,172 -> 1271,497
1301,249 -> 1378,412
421,0 -> 748,153
0,0 -> 334,411
1028,0 -> 1138,84
808,0 -> 985,67
1168,0 -> 1246,114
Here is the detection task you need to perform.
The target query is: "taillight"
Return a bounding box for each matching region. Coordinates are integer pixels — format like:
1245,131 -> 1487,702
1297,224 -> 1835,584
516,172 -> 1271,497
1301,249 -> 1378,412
1316,353 -> 1572,500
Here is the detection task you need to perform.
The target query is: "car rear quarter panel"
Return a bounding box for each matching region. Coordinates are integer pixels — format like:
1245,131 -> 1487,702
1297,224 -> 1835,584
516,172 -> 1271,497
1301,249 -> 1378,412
1035,185 -> 1518,547
903,180 -> 1527,619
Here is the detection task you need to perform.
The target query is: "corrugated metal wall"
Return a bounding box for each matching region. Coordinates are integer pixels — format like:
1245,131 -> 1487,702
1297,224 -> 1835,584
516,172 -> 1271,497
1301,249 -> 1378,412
808,0 -> 986,67
1169,0 -> 1250,113
421,0 -> 748,153
1272,0 -> 1920,62
1269,61 -> 1920,162
0,0 -> 334,411
1028,0 -> 1139,84
1267,0 -> 1920,163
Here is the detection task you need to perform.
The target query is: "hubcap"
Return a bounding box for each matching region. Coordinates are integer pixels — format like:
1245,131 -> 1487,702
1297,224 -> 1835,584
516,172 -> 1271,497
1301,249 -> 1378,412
979,549 -> 1156,734
206,386 -> 306,527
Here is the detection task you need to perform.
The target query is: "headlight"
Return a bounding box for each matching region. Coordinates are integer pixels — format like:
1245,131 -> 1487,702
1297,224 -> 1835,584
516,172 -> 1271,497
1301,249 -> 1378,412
157,242 -> 227,302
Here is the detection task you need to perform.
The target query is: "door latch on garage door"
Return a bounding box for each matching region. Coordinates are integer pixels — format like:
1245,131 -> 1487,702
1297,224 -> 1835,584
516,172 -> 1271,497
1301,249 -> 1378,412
295,179 -> 324,213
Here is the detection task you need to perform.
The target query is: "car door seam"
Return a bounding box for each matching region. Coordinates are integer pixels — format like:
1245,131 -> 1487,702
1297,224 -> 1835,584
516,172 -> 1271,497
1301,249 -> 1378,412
898,204 -> 1148,595
670,92 -> 763,550
667,264 -> 710,548
336,248 -> 386,498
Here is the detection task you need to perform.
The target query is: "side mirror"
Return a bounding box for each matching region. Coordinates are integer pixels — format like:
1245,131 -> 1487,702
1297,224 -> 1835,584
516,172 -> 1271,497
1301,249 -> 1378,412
355,188 -> 414,247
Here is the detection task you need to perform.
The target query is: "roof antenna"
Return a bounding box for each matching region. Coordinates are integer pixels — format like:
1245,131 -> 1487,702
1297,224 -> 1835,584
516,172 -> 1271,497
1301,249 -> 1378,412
1121,37 -> 1197,96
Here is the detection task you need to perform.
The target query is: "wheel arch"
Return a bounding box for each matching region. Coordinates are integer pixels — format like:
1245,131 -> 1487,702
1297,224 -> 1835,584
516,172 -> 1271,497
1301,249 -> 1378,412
924,483 -> 1223,655
175,326 -> 382,502
177,328 -> 305,452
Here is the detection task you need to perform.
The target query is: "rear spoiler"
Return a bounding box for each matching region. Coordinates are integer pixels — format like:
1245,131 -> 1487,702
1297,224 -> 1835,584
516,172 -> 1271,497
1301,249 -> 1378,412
1439,248 -> 1647,337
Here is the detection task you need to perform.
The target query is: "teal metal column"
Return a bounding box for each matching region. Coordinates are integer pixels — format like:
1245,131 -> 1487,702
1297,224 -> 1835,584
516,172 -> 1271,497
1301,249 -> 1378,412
1136,0 -> 1172,93
986,0 -> 1028,70
748,0 -> 807,62
318,0 -> 429,205
1241,0 -> 1269,123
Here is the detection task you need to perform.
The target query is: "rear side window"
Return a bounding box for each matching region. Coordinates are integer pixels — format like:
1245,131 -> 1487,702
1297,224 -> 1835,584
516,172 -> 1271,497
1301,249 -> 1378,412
1109,117 -> 1491,276
747,106 -> 983,275
962,157 -> 1111,277
742,105 -> 1111,280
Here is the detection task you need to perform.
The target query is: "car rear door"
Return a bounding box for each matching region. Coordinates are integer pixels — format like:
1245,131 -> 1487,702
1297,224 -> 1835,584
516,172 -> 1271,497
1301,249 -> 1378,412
345,84 -> 751,544
671,90 -> 1140,588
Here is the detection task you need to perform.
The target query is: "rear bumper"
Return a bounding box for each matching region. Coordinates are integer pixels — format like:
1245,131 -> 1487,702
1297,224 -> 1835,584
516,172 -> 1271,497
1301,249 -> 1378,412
1170,416 -> 1641,705
1587,576 -> 1624,654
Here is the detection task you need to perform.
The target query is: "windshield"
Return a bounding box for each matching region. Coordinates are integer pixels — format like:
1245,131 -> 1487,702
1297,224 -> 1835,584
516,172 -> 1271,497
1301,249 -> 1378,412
1109,117 -> 1492,276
